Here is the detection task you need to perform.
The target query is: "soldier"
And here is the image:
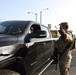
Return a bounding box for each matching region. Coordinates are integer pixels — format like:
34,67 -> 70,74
55,22 -> 73,75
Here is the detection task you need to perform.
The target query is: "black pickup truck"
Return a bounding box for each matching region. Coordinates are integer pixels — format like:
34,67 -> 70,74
0,20 -> 57,75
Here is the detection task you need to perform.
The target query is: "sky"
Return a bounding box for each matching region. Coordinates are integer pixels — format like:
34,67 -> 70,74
0,0 -> 76,33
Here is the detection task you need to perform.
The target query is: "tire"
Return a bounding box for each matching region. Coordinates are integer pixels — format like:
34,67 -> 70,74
0,69 -> 21,75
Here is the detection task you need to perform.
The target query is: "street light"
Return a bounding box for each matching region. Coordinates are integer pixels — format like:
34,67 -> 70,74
28,12 -> 37,22
40,8 -> 49,25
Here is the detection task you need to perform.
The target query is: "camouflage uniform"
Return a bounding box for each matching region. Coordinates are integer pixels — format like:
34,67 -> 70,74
55,22 -> 73,75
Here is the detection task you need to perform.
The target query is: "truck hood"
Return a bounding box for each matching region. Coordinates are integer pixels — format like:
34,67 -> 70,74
0,34 -> 17,46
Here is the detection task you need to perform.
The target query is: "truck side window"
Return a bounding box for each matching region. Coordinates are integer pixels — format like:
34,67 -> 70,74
29,24 -> 41,33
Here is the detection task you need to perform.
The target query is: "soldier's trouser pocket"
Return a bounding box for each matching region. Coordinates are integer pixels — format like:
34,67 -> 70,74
59,54 -> 72,75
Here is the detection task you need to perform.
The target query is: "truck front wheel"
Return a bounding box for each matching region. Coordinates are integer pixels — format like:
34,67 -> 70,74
0,69 -> 21,75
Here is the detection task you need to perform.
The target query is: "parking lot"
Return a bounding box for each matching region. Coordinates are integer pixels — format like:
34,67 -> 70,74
33,50 -> 76,75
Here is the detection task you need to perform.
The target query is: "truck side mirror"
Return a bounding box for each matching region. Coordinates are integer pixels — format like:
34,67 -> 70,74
28,30 -> 47,38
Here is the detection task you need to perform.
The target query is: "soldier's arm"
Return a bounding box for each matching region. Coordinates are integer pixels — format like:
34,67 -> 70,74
59,29 -> 73,42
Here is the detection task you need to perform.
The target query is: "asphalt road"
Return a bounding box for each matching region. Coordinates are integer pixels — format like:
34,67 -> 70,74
33,49 -> 76,75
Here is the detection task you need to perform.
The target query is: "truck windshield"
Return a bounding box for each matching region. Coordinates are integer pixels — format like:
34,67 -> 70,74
0,21 -> 27,35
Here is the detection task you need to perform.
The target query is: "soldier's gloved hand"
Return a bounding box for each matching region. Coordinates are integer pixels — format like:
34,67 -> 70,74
59,28 -> 66,39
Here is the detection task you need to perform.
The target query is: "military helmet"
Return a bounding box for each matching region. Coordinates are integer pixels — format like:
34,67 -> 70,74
59,22 -> 69,29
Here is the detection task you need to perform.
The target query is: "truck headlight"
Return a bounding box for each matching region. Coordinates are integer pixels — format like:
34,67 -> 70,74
0,45 -> 15,55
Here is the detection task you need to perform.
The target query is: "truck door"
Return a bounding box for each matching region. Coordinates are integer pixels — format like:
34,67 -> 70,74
41,25 -> 54,61
24,24 -> 44,74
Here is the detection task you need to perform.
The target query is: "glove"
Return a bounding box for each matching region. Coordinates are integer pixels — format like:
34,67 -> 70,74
59,28 -> 66,39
